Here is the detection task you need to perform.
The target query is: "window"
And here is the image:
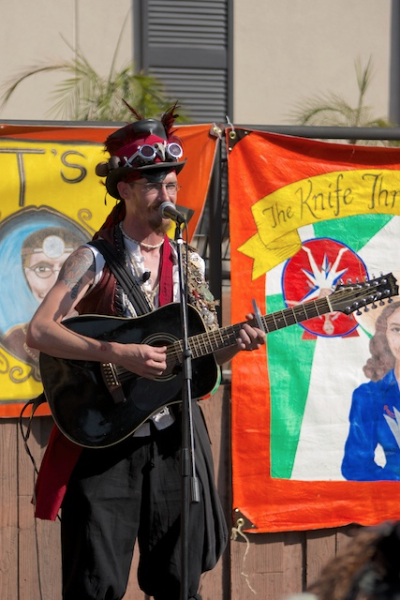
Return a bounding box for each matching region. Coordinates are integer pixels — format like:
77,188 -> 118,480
134,0 -> 233,123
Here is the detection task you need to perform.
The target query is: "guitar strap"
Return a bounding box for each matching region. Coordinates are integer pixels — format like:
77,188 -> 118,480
88,239 -> 153,316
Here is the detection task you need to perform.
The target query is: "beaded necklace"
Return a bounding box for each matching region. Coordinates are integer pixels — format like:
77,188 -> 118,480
120,223 -> 164,250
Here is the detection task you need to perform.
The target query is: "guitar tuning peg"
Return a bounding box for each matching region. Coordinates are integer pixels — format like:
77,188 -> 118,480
356,309 -> 362,315
364,306 -> 370,312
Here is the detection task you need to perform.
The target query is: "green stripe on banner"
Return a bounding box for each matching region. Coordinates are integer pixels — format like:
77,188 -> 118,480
267,293 -> 316,479
313,213 -> 392,252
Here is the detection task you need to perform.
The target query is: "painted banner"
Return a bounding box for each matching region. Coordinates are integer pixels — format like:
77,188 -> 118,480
228,128 -> 400,532
0,122 -> 218,417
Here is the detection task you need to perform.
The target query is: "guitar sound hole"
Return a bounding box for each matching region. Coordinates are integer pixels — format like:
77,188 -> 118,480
144,333 -> 177,348
157,359 -> 182,381
144,333 -> 181,381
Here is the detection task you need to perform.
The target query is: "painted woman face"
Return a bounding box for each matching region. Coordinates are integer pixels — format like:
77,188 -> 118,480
386,306 -> 400,362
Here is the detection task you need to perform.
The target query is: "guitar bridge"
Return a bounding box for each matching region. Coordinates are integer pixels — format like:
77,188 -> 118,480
100,363 -> 126,404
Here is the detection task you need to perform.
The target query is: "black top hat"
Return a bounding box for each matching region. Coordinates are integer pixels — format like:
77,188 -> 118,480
96,103 -> 186,200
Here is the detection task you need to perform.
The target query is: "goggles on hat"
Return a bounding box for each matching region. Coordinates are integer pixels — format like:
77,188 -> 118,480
123,142 -> 183,167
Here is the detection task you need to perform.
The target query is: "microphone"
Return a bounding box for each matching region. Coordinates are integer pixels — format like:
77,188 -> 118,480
159,202 -> 186,225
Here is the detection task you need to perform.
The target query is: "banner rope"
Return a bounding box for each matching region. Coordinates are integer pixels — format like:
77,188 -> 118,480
231,517 -> 257,594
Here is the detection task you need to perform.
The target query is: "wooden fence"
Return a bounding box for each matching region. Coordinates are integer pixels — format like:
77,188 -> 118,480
0,383 -> 358,600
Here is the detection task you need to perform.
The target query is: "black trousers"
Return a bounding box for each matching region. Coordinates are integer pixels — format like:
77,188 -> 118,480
61,403 -> 227,600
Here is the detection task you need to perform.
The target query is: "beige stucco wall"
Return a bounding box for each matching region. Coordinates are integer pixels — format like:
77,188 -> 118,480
233,0 -> 393,125
0,0 -> 132,120
0,0 -> 394,125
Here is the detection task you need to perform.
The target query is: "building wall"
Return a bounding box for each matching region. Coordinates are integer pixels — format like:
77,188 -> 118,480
0,0 -> 132,120
233,0 -> 394,125
0,0 -> 395,125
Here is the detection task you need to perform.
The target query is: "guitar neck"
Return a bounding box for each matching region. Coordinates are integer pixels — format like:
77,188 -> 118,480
187,295 -> 332,359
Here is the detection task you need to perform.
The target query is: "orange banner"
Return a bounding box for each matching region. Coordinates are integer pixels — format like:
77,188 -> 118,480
229,127 -> 400,532
0,122 -> 218,417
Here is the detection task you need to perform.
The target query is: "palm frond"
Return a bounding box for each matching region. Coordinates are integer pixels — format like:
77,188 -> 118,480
289,93 -> 356,126
0,20 -> 189,123
288,57 -> 392,143
355,55 -> 373,98
0,63 -> 69,108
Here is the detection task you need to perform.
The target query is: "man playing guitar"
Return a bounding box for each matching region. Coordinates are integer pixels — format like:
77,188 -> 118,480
26,103 -> 265,600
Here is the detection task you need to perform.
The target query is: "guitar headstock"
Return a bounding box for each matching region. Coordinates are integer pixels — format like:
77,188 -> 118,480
330,273 -> 399,315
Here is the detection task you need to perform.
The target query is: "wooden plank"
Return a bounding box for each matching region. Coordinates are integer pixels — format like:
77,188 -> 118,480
35,518 -> 62,599
257,534 -> 285,600
37,418 -> 62,598
18,415 -> 40,600
336,524 -> 359,555
18,416 -> 62,600
18,417 -> 40,497
282,531 -> 306,596
200,385 -> 231,506
199,385 -> 231,600
0,420 -> 18,600
231,533 -> 259,600
19,495 -> 43,600
231,533 -> 284,600
306,529 -> 337,588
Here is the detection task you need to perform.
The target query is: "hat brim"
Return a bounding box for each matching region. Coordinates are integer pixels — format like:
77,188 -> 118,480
105,160 -> 187,200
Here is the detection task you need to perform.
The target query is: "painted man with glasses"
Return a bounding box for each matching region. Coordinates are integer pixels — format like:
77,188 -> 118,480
3,226 -> 82,380
26,103 -> 265,600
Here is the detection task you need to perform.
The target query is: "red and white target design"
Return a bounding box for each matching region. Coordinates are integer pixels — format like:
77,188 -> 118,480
282,238 -> 368,337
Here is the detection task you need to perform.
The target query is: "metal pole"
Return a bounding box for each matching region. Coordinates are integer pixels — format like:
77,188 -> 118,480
208,140 -> 223,324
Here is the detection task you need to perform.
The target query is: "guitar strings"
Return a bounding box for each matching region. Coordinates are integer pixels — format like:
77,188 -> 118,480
112,277 -> 390,380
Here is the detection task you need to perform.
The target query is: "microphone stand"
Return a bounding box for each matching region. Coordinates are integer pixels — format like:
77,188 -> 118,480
174,219 -> 200,600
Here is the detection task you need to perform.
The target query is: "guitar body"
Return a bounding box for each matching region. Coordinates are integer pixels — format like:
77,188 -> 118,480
40,303 -> 219,448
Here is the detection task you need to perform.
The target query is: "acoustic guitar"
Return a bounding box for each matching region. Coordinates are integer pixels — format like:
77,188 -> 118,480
39,273 -> 398,448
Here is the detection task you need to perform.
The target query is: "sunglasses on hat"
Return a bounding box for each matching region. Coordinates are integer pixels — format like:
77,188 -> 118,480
124,142 -> 183,168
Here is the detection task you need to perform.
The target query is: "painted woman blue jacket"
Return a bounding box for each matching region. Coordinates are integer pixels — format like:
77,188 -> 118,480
342,369 -> 400,481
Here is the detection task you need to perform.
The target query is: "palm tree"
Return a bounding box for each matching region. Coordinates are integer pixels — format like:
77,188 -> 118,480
289,57 -> 392,143
0,25 -> 184,122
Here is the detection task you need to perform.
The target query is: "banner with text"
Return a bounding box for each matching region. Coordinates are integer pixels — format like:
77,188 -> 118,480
228,128 -> 400,532
0,122 -> 218,417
